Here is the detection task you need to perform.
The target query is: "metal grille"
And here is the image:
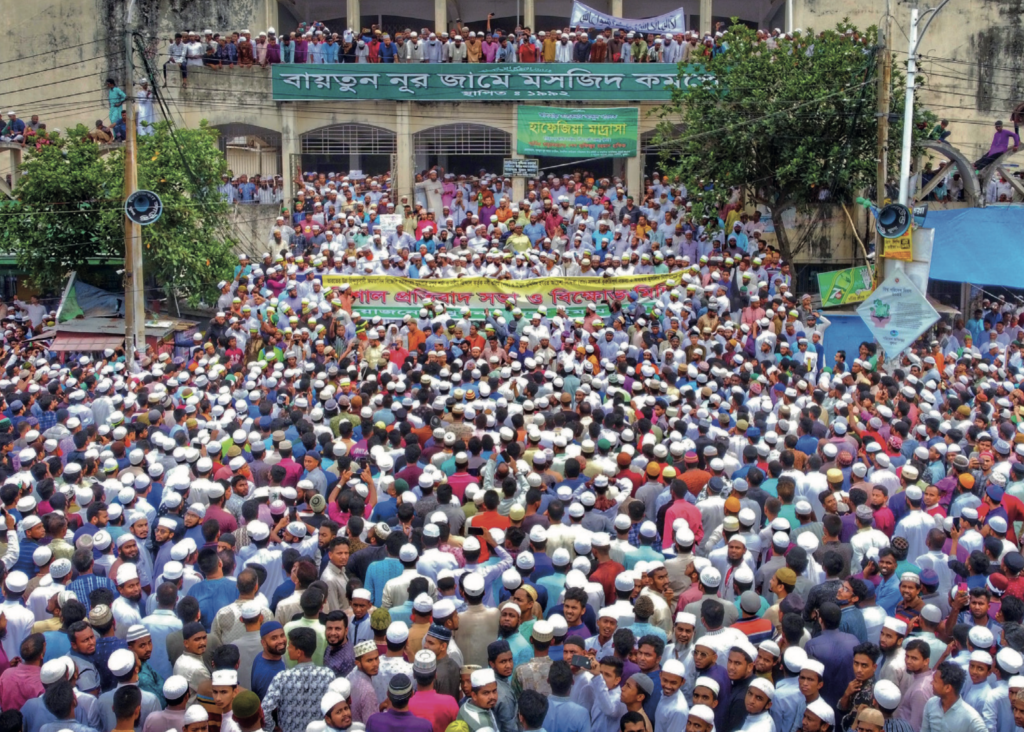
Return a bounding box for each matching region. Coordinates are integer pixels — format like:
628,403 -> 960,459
414,124 -> 511,156
301,124 -> 397,155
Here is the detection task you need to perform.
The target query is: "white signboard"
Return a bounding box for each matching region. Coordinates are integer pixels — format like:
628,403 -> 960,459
856,269 -> 939,356
570,0 -> 687,33
379,213 -> 403,238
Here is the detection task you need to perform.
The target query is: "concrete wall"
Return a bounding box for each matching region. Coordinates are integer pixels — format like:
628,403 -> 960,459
793,0 -> 1023,163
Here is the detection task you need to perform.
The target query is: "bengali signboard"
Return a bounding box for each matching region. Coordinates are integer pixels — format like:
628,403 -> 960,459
271,63 -> 709,102
319,273 -> 672,319
503,158 -> 540,177
817,265 -> 875,308
517,107 -> 638,158
856,270 -> 939,356
570,0 -> 687,32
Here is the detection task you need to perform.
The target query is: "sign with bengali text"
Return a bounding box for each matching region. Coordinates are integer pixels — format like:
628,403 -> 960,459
320,273 -> 673,318
271,63 -> 709,102
517,106 -> 638,158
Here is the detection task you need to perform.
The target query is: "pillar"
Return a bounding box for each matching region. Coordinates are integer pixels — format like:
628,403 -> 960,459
396,104 -> 414,207
510,106 -> 525,202
610,0 -> 623,17
263,0 -> 276,34
347,0 -> 361,33
435,0 -> 447,36
700,0 -> 712,34
281,106 -> 300,207
524,0 -> 536,32
625,154 -> 641,200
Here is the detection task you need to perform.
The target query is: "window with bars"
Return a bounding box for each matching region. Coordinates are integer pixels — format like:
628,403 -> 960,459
641,125 -> 684,154
414,124 -> 511,156
301,124 -> 397,155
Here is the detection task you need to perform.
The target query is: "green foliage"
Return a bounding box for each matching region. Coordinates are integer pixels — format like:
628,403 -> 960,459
3,120 -> 236,306
653,21 -> 931,261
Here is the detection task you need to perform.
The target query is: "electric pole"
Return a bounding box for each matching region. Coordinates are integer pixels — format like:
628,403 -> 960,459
874,0 -> 891,277
123,0 -> 146,367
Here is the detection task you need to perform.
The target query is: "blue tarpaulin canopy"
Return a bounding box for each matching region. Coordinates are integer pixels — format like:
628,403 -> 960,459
928,206 -> 1024,287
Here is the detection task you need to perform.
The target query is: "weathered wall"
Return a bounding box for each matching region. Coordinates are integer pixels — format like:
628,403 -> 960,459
793,0 -> 1024,163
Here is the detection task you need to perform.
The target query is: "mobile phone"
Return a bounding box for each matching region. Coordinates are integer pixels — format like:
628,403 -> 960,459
957,582 -> 968,596
952,517 -> 961,531
571,654 -> 591,669
468,525 -> 485,536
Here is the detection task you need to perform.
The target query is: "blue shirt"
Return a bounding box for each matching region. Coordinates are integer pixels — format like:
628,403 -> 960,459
544,696 -> 591,732
365,557 -> 403,607
804,629 -> 860,709
251,653 -> 286,700
770,677 -> 806,732
506,631 -> 533,669
187,576 -> 240,631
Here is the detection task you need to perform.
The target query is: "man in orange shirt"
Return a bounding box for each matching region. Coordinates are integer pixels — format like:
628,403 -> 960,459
466,488 -> 510,562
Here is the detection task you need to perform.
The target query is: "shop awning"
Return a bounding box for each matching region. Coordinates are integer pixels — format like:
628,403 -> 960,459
929,206 -> 1024,287
48,333 -> 124,353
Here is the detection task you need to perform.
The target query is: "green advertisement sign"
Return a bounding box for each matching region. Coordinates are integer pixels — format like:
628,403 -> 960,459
517,106 -> 638,158
271,63 -> 709,102
817,265 -> 875,308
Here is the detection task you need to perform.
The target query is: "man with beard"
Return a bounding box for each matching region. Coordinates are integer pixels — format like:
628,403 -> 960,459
125,625 -> 163,702
456,667 -> 499,732
877,618 -> 910,698
497,602 -> 531,668
321,681 -> 357,732
150,517 -> 180,583
724,644 -> 757,731
111,564 -> 144,638
324,609 -> 354,677
229,601 -> 267,692
690,636 -> 731,732
110,534 -> 150,597
251,621 -> 286,700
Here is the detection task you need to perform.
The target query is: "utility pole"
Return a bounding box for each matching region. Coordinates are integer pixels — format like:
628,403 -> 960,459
874,0 -> 891,275
123,0 -> 146,368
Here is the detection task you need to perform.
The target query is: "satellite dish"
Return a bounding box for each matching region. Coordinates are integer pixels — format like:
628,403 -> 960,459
125,190 -> 163,226
875,203 -> 911,239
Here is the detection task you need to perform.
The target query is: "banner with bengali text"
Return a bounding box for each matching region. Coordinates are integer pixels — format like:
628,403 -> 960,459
320,273 -> 673,319
570,0 -> 687,33
271,63 -> 710,102
517,106 -> 638,158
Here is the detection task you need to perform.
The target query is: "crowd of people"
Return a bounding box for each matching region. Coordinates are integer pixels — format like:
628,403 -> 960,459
5,44 -> 1024,732
161,22 -> 862,76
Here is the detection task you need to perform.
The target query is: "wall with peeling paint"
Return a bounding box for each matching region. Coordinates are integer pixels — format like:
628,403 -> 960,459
794,0 -> 1024,163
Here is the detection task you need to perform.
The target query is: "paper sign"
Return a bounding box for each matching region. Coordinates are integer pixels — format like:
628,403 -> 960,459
856,270 -> 939,356
884,233 -> 913,261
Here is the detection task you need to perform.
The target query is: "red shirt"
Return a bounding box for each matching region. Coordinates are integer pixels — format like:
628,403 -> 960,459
663,499 -> 705,548
0,663 -> 42,712
470,511 -> 510,562
873,506 -> 896,538
407,689 -> 460,732
590,558 -> 625,605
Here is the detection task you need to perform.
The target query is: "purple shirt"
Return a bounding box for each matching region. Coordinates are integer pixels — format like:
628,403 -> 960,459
987,129 -> 1021,156
366,709 -> 433,732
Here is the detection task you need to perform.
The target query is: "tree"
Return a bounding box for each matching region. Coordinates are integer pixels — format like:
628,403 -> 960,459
3,120 -> 237,306
653,22 -> 932,263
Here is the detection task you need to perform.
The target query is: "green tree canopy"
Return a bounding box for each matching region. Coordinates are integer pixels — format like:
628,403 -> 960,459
654,21 -> 932,262
3,120 -> 237,306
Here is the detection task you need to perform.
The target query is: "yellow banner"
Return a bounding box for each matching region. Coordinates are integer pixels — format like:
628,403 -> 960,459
320,274 -> 674,318
884,233 -> 913,261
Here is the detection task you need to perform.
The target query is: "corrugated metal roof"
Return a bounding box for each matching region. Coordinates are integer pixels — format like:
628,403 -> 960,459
49,333 -> 124,353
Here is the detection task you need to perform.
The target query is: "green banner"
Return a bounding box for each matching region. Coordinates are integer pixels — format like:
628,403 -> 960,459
817,265 -> 875,308
517,106 -> 638,158
272,63 -> 709,102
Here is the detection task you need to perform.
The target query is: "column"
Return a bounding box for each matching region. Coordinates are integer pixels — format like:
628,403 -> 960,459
524,0 -> 536,31
263,0 -> 276,34
610,0 -> 623,17
625,154 -> 641,200
396,104 -> 414,206
281,106 -> 300,206
700,0 -> 712,34
347,0 -> 361,33
510,106 -> 525,202
435,0 -> 447,35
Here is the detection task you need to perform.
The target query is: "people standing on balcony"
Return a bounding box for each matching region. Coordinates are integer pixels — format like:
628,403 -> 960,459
164,33 -> 188,86
266,30 -> 281,64
555,34 -> 573,62
238,30 -> 255,66
405,33 -> 425,63
294,33 -> 308,63
572,33 -> 593,62
446,36 -> 467,63
481,33 -> 499,62
589,36 -> 608,62
281,33 -> 294,63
